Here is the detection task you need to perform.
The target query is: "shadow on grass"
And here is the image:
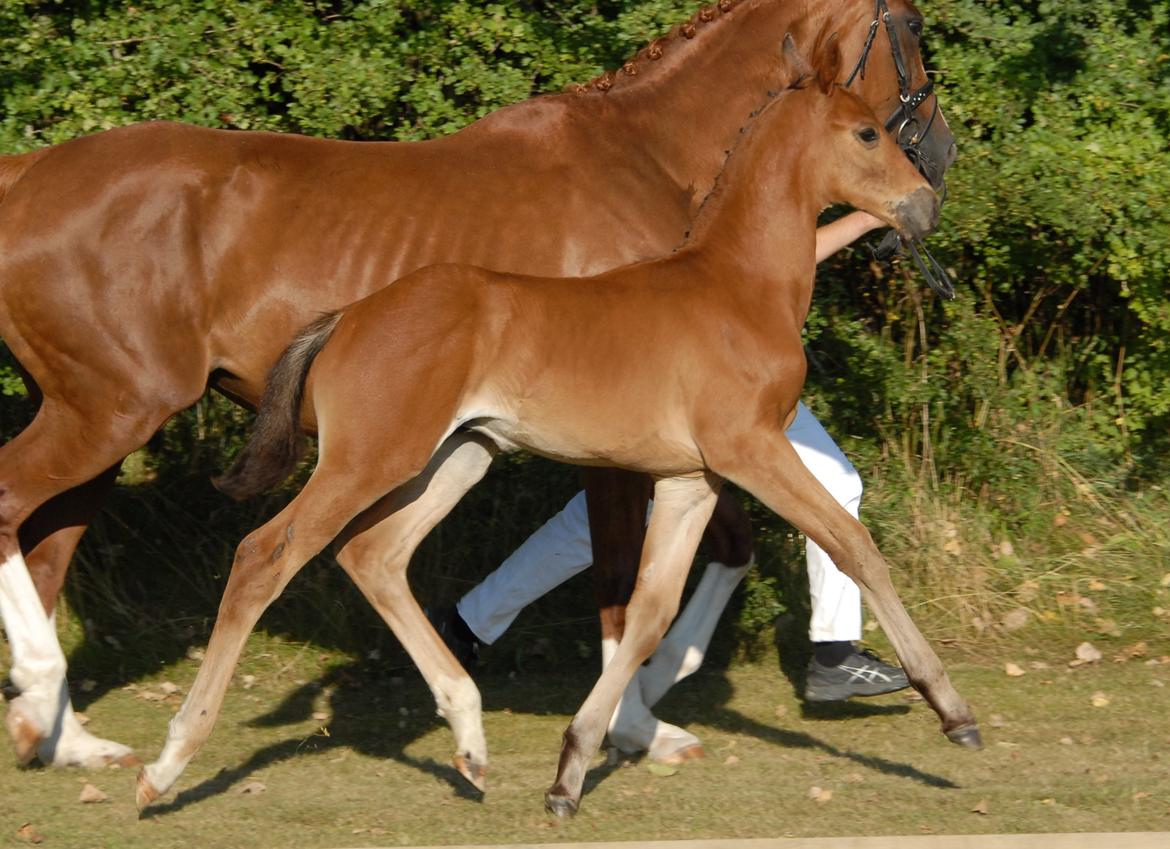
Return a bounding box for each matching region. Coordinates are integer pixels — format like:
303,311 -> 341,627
141,652 -> 955,818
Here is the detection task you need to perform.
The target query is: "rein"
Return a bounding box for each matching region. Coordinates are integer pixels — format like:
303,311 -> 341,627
844,0 -> 955,300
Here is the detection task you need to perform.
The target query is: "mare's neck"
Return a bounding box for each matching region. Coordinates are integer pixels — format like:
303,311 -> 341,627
585,0 -> 833,201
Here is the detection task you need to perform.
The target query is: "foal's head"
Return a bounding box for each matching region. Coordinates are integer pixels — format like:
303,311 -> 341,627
782,33 -> 939,241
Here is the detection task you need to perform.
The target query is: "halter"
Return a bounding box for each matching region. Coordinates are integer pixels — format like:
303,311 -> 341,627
844,0 -> 955,299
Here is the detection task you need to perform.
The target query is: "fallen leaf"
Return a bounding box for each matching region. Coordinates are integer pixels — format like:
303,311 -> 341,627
158,681 -> 180,695
647,763 -> 678,777
1059,736 -> 1074,745
1160,572 -> 1170,588
1004,662 -> 1026,677
844,772 -> 865,783
16,823 -> 44,844
971,799 -> 989,815
807,786 -> 832,803
723,755 -> 739,766
774,705 -> 788,720
1133,791 -> 1150,802
1090,691 -> 1110,708
79,783 -> 109,803
1075,642 -> 1103,664
1001,608 -> 1030,632
137,691 -> 166,702
242,674 -> 257,689
236,781 -> 267,795
1094,618 -> 1122,638
989,713 -> 1006,728
1087,579 -> 1106,591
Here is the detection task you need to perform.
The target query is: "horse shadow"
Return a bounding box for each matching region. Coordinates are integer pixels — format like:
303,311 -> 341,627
140,638 -> 955,817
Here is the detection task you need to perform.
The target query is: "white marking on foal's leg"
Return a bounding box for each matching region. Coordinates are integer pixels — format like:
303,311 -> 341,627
431,671 -> 487,788
0,553 -> 136,768
603,637 -> 703,764
637,559 -> 752,709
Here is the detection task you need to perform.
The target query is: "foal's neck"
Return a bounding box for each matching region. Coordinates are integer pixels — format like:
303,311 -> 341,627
678,90 -> 827,317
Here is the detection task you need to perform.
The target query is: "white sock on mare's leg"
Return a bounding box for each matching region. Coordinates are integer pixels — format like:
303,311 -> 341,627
0,552 -> 135,767
603,637 -> 703,763
637,559 -> 751,709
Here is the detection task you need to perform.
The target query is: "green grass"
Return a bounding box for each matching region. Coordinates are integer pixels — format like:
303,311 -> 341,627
2,635 -> 1169,848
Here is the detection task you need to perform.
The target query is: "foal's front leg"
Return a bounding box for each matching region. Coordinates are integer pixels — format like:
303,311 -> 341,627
546,473 -> 720,817
712,430 -> 980,747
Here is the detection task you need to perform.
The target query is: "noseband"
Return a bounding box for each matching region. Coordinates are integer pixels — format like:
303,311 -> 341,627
844,0 -> 955,299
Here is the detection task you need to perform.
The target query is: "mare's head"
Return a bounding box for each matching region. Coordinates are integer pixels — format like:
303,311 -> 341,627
826,0 -> 956,191
783,34 -> 938,241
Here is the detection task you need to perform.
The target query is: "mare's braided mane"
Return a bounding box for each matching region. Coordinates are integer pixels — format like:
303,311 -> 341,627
568,0 -> 745,94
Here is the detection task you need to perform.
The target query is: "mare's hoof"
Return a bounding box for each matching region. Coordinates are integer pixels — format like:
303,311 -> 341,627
651,742 -> 705,766
453,753 -> 487,792
135,768 -> 162,811
945,723 -> 983,750
5,705 -> 43,767
544,789 -> 579,818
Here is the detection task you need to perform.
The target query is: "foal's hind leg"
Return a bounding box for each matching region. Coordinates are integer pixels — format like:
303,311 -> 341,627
711,430 -> 980,748
0,402 -> 167,769
547,473 -> 720,817
136,462 -> 403,807
334,433 -> 497,791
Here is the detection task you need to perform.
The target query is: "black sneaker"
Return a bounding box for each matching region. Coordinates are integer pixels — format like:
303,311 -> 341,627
804,649 -> 909,702
425,606 -> 479,672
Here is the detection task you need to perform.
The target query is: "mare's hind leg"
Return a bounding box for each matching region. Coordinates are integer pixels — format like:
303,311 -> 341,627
547,473 -> 720,817
0,402 -> 168,769
710,430 -> 980,748
334,433 -> 497,791
11,465 -> 137,768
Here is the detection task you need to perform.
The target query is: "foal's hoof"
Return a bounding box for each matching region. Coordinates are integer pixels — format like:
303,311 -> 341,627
5,704 -> 43,767
453,753 -> 487,793
544,790 -> 578,818
945,723 -> 983,750
135,769 -> 162,811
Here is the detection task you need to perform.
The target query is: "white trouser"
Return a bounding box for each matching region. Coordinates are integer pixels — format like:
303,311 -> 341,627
457,402 -> 863,645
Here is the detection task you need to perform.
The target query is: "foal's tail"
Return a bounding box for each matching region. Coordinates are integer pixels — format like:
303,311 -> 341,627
213,311 -> 343,501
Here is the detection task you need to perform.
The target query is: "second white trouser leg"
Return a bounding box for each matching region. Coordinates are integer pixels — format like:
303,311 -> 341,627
787,403 -> 864,643
457,490 -> 593,645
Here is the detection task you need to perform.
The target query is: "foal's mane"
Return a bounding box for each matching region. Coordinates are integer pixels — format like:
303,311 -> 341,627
568,0 -> 748,94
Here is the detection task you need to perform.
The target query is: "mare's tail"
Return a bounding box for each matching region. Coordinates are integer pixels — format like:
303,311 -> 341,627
213,311 -> 343,501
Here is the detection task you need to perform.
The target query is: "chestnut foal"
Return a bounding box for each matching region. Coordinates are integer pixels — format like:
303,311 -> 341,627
0,0 -> 953,770
138,37 -> 978,815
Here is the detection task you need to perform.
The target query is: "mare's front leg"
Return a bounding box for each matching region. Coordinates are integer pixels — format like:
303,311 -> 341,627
334,433 -> 497,791
711,430 -> 980,748
547,473 -> 720,817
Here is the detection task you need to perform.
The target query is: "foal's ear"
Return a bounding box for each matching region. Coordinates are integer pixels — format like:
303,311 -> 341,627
815,32 -> 842,94
781,33 -> 814,89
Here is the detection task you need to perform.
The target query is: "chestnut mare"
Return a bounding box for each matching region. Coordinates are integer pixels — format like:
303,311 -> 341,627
136,35 -> 977,816
0,0 -> 954,770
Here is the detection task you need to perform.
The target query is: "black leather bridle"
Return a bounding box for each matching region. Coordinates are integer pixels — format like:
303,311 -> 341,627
844,0 -> 956,300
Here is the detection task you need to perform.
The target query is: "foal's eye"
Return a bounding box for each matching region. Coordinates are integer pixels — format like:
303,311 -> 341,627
908,19 -> 924,37
857,127 -> 880,146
